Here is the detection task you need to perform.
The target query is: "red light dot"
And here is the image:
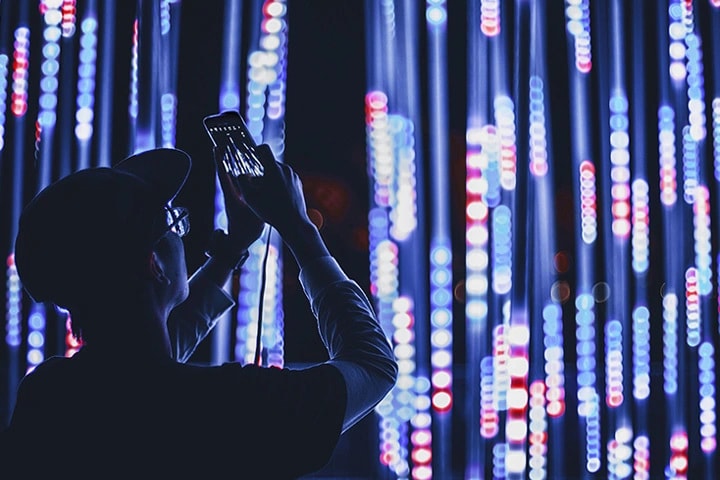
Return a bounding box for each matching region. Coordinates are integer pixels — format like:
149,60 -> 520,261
481,425 -> 498,438
670,432 -> 689,451
380,452 -> 394,466
607,393 -> 623,408
412,447 -> 432,465
577,60 -> 592,73
670,454 -> 688,473
11,101 -> 27,117
432,391 -> 452,412
580,160 -> 595,173
529,381 -> 545,396
612,219 -> 631,237
412,465 -> 433,480
411,430 -> 432,447
701,437 -> 716,453
546,387 -> 564,401
547,401 -> 565,417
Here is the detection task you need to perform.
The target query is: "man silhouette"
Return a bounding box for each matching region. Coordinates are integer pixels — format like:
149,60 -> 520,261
1,144 -> 397,479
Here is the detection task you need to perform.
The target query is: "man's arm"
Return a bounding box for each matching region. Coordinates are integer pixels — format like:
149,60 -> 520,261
169,145 -> 266,363
167,254 -> 237,363
237,146 -> 398,432
299,252 -> 398,432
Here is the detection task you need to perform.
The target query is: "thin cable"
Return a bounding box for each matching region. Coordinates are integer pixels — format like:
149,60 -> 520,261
254,226 -> 273,366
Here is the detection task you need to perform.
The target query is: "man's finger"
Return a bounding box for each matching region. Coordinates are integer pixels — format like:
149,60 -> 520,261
215,151 -> 243,199
254,144 -> 279,172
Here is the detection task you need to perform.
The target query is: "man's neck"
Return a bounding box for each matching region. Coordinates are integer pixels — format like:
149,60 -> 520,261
72,307 -> 174,361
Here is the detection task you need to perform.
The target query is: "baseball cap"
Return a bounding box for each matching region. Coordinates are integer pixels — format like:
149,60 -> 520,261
14,148 -> 191,307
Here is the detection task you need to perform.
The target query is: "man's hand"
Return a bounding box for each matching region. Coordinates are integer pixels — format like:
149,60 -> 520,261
235,144 -> 314,236
214,147 -> 266,252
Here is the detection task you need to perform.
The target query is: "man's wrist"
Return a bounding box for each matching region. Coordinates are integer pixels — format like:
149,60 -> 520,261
204,229 -> 250,272
283,222 -> 331,268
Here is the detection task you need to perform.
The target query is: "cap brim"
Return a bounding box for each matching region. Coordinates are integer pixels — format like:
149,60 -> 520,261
113,148 -> 191,204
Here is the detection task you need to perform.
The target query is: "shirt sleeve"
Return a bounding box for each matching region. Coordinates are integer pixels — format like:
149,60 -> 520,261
168,264 -> 235,363
299,256 -> 398,433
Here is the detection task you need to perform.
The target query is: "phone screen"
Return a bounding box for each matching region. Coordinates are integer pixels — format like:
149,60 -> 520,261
204,111 -> 264,177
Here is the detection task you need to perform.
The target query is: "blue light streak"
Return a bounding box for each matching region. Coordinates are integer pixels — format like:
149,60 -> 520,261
631,180 -> 649,274
211,0 -> 243,366
494,96 -> 516,191
491,206 -> 512,295
694,186 -> 712,296
25,303 -> 46,373
0,54 -> 7,151
75,15 -> 97,170
95,0 -> 115,167
366,90 -> 411,478
659,106 -> 677,206
5,255 -> 21,348
668,2 -> 687,82
682,126 -> 699,204
663,293 -> 679,395
632,307 -> 650,401
565,0 -> 591,73
698,342 -> 717,454
236,0 -> 289,370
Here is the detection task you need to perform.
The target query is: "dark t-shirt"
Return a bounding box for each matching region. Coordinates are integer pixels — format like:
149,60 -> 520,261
2,351 -> 347,480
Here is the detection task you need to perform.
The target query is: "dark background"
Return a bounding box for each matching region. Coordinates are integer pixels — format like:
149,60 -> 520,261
5,0 -> 717,478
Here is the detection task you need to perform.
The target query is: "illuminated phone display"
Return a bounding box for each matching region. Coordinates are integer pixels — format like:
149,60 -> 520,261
203,111 -> 264,177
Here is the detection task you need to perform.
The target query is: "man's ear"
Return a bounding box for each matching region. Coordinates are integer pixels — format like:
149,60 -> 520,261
149,251 -> 171,285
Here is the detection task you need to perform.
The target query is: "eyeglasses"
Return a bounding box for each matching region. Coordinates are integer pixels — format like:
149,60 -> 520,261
162,206 -> 190,238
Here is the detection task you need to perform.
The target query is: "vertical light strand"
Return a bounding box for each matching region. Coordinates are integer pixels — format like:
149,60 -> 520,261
74,4 -> 98,170
26,0 -> 64,379
528,381 -> 547,480
425,1 -> 452,478
11,27 -> 30,119
564,0 -> 601,474
391,113 -> 424,480
565,0 -> 592,73
629,3 -> 651,478
215,0 -> 243,366
128,16 -> 139,148
95,0 -> 115,167
37,0 -> 62,189
5,254 -> 21,351
687,3 -> 715,475
237,0 -> 288,369
25,303 -> 45,373
393,3 -> 430,478
597,1 -> 634,476
506,1 -> 531,477
56,0 -> 77,178
697,342 -> 716,455
465,3 -> 492,478
259,0 -> 288,369
528,2 -> 566,478
132,0 -> 162,153
706,11 -> 720,475
659,2 -> 687,477
6,13 -> 31,425
158,0 -> 180,148
0,53 -> 7,151
365,90 -> 409,478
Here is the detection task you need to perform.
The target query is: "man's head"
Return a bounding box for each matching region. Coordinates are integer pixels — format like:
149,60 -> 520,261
14,148 -> 192,342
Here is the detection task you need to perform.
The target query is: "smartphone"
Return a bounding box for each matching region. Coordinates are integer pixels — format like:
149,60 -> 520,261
203,111 -> 264,177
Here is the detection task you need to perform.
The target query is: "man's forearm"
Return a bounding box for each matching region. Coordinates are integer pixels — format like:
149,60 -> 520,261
168,258 -> 237,363
299,256 -> 398,433
281,221 -> 330,269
